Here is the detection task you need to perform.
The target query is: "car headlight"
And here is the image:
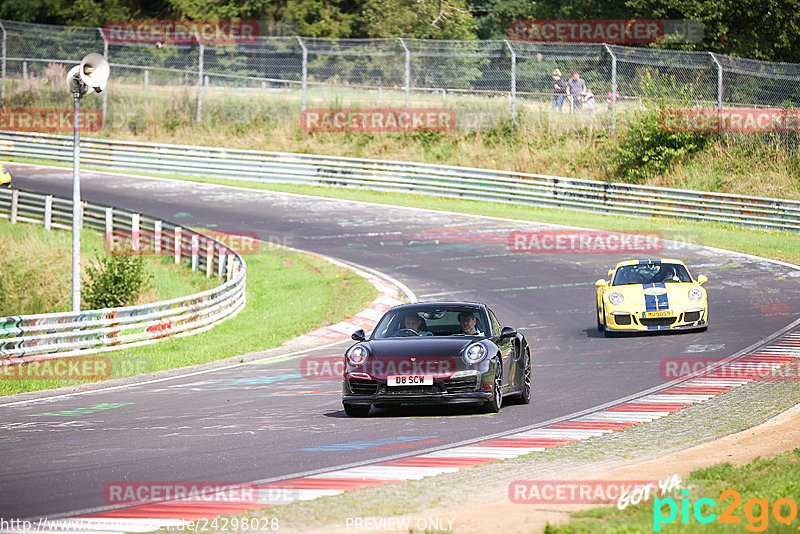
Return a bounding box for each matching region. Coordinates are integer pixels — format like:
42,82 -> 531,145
608,291 -> 624,306
346,345 -> 369,365
463,343 -> 487,365
688,287 -> 704,302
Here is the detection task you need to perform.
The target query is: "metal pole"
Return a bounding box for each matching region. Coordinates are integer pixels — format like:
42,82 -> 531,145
296,37 -> 307,111
196,33 -> 204,124
604,44 -> 618,133
505,40 -> 517,127
72,91 -> 82,312
709,52 -> 723,135
0,21 -> 6,100
98,28 -> 109,125
398,38 -> 410,109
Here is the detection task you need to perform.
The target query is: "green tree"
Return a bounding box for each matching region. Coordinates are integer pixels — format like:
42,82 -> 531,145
361,0 -> 476,39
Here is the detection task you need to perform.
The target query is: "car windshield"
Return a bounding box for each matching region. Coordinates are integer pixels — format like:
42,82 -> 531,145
371,306 -> 489,339
612,263 -> 692,285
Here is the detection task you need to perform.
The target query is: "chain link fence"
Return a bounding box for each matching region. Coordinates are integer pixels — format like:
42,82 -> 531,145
1,18 -> 799,137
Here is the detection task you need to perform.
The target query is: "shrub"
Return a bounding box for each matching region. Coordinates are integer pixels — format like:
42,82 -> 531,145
83,254 -> 152,309
615,72 -> 713,183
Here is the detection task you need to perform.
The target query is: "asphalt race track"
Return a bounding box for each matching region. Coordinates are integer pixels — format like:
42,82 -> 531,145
3,164 -> 800,520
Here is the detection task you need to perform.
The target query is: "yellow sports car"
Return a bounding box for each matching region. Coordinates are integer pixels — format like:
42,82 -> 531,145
595,258 -> 708,336
0,163 -> 10,188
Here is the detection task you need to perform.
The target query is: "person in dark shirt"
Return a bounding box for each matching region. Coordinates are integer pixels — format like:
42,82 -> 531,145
551,69 -> 567,112
566,71 -> 586,113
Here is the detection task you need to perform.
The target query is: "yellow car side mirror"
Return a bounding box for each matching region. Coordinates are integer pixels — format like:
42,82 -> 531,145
697,274 -> 708,285
595,279 -> 608,288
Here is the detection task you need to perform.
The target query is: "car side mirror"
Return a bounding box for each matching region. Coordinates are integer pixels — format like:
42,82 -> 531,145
351,329 -> 366,341
697,275 -> 708,285
595,279 -> 608,288
500,326 -> 517,339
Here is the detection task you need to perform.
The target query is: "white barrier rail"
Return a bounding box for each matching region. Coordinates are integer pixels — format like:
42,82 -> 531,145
1,131 -> 799,232
0,186 -> 247,361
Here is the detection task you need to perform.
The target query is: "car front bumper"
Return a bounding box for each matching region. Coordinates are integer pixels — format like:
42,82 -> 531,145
605,308 -> 708,332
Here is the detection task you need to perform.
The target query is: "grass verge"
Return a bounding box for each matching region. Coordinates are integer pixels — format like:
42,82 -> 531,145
544,449 -> 800,533
0,222 -> 377,396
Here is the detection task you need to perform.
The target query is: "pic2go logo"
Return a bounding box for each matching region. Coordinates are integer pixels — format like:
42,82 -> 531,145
654,489 -> 799,532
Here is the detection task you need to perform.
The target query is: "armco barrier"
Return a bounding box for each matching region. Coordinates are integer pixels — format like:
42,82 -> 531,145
1,131 -> 799,232
0,187 -> 246,360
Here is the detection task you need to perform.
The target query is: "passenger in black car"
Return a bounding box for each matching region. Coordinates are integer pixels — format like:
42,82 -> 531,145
457,311 -> 484,336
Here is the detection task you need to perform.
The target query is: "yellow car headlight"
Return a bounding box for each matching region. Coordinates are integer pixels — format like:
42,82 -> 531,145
608,291 -> 624,306
688,287 -> 704,302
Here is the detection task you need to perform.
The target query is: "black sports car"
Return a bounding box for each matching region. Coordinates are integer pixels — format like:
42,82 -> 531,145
342,302 -> 531,417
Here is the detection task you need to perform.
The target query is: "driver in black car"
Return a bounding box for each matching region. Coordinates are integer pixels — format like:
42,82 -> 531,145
403,313 -> 433,336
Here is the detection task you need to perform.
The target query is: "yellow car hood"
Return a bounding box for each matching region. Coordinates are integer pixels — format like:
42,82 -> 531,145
612,283 -> 695,308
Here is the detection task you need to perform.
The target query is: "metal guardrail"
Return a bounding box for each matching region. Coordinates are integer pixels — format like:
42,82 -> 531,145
0,186 -> 247,360
2,130 -> 799,232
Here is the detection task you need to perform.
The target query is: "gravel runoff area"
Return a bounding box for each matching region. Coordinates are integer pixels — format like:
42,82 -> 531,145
262,367 -> 800,533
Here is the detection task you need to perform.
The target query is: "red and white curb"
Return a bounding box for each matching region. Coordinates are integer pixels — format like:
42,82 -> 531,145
13,327 -> 800,533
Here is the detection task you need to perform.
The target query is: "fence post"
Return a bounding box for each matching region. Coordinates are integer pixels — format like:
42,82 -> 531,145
98,28 -> 109,125
144,68 -> 149,91
105,206 -> 113,241
196,33 -> 204,124
206,241 -> 214,277
505,40 -> 517,127
296,36 -> 307,111
398,38 -> 410,109
217,246 -> 225,278
131,213 -> 140,252
174,226 -> 182,264
709,52 -> 724,135
0,21 -> 6,100
44,195 -> 52,230
603,44 -> 618,133
191,234 -> 199,271
10,189 -> 18,223
154,220 -> 162,255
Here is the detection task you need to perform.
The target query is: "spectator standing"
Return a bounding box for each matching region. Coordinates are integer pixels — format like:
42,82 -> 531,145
607,90 -> 620,111
583,88 -> 596,114
551,69 -> 567,112
566,71 -> 586,113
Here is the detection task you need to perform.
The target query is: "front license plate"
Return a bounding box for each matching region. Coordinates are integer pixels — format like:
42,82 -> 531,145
387,375 -> 433,386
645,310 -> 673,318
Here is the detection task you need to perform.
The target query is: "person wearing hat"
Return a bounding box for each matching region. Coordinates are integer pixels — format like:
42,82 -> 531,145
551,69 -> 567,112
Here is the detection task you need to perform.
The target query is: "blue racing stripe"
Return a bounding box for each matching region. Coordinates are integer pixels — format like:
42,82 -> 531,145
644,283 -> 669,314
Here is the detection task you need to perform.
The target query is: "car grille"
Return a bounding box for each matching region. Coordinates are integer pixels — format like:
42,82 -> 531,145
641,317 -> 677,327
683,311 -> 701,322
612,314 -> 632,326
381,384 -> 441,395
348,379 -> 379,395
444,376 -> 478,393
